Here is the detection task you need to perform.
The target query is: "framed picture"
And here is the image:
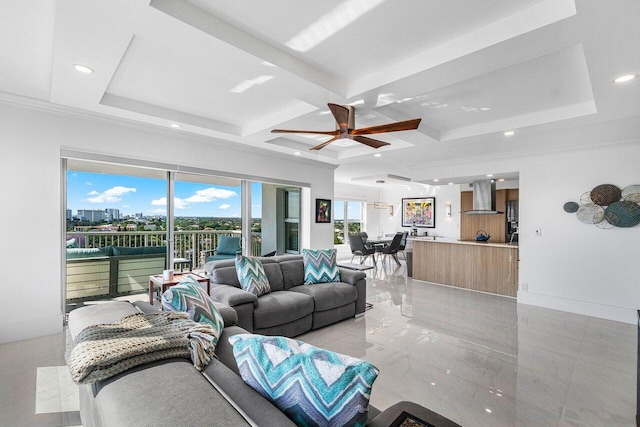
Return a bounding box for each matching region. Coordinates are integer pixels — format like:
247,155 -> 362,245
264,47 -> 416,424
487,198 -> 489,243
402,197 -> 436,228
315,199 -> 331,223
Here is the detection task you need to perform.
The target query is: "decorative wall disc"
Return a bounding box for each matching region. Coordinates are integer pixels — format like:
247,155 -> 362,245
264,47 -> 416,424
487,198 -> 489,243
621,185 -> 640,203
570,183 -> 639,229
594,216 -> 616,229
580,191 -> 598,207
590,184 -> 621,206
603,201 -> 640,227
563,202 -> 579,213
576,205 -> 605,224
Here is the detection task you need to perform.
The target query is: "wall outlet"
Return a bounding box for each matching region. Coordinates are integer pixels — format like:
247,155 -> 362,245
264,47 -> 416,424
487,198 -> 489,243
535,228 -> 542,237
520,282 -> 528,291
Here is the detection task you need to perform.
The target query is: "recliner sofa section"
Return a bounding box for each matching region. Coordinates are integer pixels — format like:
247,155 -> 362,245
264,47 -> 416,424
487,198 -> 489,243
204,255 -> 366,336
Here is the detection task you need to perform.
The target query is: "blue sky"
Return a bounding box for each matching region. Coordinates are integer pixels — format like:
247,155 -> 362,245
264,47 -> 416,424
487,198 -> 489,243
67,171 -> 263,218
333,200 -> 363,220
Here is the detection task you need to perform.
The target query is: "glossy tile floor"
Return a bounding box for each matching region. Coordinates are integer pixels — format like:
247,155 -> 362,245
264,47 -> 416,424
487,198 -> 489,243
299,260 -> 637,427
0,260 -> 636,426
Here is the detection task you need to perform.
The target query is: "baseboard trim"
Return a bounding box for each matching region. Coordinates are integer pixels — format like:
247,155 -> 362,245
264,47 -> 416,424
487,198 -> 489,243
517,291 -> 636,324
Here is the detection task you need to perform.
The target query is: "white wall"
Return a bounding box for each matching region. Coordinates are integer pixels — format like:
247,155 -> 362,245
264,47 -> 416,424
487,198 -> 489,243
0,102 -> 336,343
377,183 -> 462,240
404,142 -> 640,324
517,145 -> 640,324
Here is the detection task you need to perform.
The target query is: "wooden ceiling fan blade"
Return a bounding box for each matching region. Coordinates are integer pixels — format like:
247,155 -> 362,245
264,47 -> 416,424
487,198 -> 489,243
309,135 -> 341,151
271,129 -> 340,135
353,135 -> 390,149
328,103 -> 350,133
350,118 -> 422,135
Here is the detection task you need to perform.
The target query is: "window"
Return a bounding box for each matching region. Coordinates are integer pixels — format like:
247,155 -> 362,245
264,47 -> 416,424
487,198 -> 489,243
174,173 -> 244,264
334,200 -> 365,244
283,189 -> 300,253
62,154 -> 306,315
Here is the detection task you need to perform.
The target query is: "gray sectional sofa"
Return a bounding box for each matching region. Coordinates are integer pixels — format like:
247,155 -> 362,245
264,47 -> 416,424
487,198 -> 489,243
67,300 -> 461,427
68,300 -> 297,427
204,255 -> 367,336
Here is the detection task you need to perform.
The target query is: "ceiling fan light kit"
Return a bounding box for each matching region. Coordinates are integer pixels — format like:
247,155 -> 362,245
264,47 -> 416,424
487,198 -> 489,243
271,103 -> 421,151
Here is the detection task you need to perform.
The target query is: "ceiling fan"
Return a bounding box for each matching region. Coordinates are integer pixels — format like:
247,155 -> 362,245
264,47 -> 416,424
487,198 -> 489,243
271,103 -> 422,151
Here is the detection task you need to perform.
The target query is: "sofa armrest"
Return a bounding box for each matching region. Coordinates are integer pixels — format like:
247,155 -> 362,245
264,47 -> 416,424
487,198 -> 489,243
210,284 -> 259,308
132,301 -> 160,314
338,268 -> 366,285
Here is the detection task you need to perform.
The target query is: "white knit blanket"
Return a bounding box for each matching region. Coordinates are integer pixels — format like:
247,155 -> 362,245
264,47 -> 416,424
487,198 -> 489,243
67,312 -> 216,384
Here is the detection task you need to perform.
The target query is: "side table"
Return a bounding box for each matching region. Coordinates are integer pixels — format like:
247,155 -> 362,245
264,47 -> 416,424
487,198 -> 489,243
148,272 -> 210,305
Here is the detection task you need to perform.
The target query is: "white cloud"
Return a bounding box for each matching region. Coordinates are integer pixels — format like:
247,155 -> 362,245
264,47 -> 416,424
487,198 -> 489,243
185,187 -> 237,203
87,186 -> 136,203
151,196 -> 189,209
84,181 -> 92,186
219,204 -> 231,210
151,208 -> 167,215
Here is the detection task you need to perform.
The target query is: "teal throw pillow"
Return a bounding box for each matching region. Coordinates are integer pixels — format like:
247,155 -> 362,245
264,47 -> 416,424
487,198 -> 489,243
229,334 -> 379,427
302,249 -> 340,284
235,255 -> 271,296
161,276 -> 224,349
217,235 -> 242,255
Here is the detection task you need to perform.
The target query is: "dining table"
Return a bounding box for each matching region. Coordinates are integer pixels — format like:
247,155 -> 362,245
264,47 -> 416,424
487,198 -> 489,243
364,236 -> 393,246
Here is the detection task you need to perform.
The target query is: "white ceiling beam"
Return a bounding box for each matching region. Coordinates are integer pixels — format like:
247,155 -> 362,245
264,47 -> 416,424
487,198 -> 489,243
150,0 -> 347,97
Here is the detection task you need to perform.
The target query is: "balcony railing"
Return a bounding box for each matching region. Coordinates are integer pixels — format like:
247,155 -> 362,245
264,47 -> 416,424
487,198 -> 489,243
65,230 -> 262,305
66,230 -> 262,265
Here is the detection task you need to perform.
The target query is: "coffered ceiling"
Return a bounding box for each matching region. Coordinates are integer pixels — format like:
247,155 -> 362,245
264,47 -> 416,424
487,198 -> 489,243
1,0 -> 639,186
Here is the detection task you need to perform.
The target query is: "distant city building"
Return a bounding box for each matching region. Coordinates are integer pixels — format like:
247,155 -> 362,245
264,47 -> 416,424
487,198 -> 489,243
66,209 -> 72,220
77,209 -> 106,222
105,208 -> 120,221
135,213 -> 144,219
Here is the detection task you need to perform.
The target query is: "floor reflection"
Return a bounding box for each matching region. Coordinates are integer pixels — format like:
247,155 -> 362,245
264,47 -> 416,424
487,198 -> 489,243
300,258 -> 636,426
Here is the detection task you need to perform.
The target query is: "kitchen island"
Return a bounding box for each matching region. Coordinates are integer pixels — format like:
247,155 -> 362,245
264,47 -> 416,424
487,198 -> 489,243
412,239 -> 518,297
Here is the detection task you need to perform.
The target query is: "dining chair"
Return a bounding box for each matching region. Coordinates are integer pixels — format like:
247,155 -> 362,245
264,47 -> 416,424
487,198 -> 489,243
348,233 -> 376,265
376,232 -> 404,266
397,231 -> 409,260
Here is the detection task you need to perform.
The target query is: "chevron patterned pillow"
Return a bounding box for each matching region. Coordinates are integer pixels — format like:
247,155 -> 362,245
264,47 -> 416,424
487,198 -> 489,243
229,334 -> 379,427
161,276 -> 224,350
235,255 -> 271,296
302,249 -> 340,284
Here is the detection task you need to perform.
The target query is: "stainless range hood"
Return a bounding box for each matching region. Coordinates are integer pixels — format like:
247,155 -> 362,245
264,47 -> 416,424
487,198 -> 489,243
464,179 -> 503,215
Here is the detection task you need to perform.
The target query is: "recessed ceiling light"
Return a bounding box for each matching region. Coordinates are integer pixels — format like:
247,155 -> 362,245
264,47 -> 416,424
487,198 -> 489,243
613,74 -> 637,83
374,153 -> 382,157
170,123 -> 181,129
73,64 -> 94,74
503,130 -> 516,137
485,408 -> 492,414
448,182 -> 454,185
486,174 -> 493,177
294,151 -> 301,156
498,178 -> 505,182
433,178 -> 440,182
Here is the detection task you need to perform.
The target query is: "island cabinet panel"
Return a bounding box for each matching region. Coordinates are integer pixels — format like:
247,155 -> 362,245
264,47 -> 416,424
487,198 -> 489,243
413,240 -> 518,297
